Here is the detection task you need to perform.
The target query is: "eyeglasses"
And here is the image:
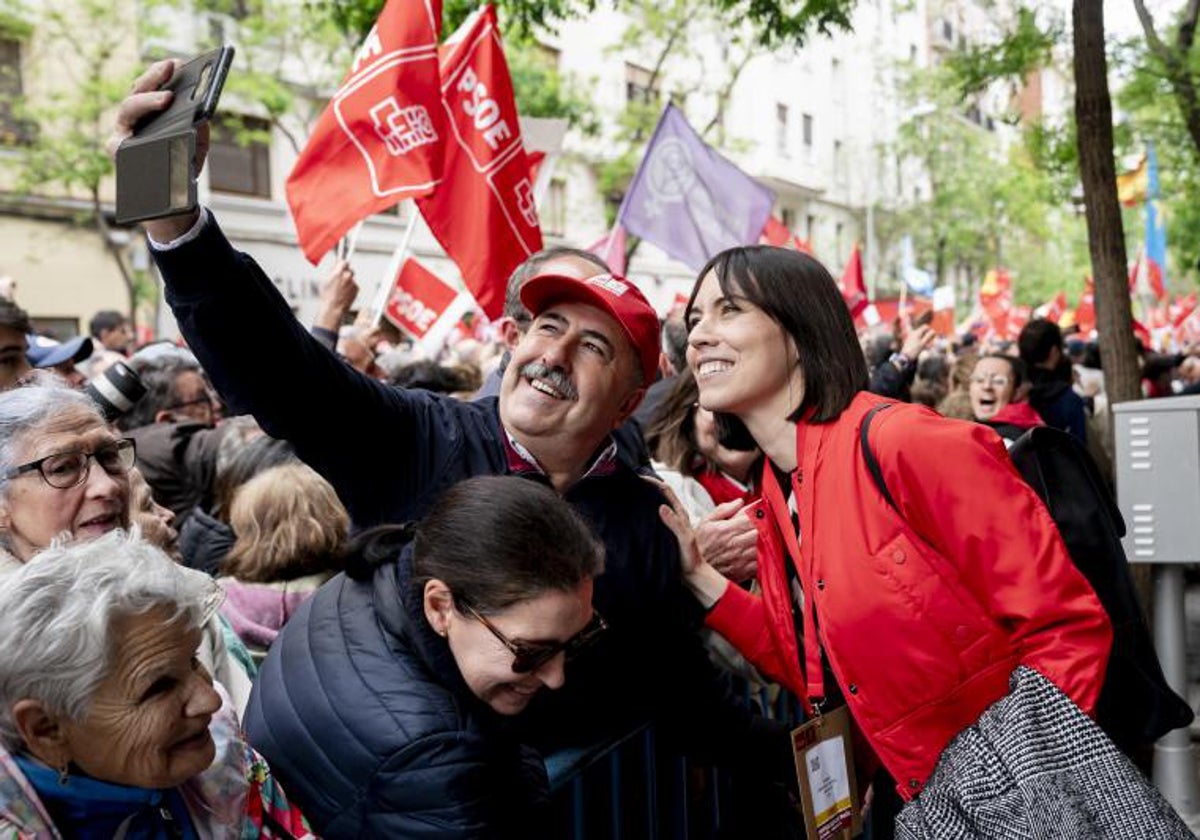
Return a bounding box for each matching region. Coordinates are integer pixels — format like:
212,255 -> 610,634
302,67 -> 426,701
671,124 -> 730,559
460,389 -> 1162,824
970,374 -> 1011,388
4,439 -> 136,489
165,393 -> 218,414
459,598 -> 608,674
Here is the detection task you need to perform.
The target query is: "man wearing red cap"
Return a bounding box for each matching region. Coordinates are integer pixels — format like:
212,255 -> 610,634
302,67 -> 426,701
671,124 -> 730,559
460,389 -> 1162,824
116,63 -> 788,837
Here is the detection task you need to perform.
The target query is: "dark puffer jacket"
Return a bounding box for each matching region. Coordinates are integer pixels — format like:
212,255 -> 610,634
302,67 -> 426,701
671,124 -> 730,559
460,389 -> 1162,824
246,549 -> 550,838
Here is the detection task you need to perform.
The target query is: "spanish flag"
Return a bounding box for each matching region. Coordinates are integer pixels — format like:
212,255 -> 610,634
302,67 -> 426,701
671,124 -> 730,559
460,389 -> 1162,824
1117,155 -> 1148,207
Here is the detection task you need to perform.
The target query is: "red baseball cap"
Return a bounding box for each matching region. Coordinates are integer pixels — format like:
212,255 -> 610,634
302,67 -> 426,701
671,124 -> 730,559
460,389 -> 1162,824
520,273 -> 660,386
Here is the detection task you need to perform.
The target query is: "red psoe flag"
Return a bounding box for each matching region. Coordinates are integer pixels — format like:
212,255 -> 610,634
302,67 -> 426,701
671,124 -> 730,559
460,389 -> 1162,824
383,257 -> 460,340
838,244 -> 868,320
286,0 -> 445,264
1075,277 -> 1096,338
415,5 -> 543,319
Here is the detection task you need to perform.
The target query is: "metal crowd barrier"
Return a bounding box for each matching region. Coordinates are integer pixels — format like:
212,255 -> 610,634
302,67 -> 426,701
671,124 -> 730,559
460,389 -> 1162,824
545,682 -> 806,838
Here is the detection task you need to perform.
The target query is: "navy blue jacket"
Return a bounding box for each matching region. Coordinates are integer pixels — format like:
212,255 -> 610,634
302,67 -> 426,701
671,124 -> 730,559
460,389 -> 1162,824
1028,373 -> 1088,444
152,217 -> 760,779
247,548 -> 550,837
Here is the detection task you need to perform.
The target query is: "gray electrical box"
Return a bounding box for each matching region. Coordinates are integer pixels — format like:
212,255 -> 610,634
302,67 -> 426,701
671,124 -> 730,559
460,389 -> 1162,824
1113,394 -> 1200,564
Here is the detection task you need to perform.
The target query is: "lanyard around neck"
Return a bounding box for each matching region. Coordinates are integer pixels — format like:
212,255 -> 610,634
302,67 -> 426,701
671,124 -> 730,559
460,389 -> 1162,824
761,421 -> 826,707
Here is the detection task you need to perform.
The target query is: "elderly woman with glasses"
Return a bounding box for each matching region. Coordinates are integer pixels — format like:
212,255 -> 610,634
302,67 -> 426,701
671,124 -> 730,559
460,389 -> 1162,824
0,381 -> 255,714
246,475 -> 606,839
0,530 -> 313,837
0,381 -> 135,570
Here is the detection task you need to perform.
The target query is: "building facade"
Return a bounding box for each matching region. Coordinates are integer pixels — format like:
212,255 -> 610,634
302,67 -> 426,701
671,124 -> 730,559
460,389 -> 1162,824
0,0 -> 1035,340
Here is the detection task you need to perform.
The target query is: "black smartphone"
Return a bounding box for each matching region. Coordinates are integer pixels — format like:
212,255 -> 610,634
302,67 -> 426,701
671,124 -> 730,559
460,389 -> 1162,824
115,46 -> 235,224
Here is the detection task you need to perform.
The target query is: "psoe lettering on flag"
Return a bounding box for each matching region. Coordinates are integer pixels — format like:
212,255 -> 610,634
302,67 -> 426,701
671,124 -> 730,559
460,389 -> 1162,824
286,0 -> 445,264
415,4 -> 543,319
383,258 -> 474,355
384,258 -> 458,339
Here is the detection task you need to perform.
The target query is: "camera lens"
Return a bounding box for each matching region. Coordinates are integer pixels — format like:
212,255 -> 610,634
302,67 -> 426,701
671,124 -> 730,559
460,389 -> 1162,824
85,360 -> 148,422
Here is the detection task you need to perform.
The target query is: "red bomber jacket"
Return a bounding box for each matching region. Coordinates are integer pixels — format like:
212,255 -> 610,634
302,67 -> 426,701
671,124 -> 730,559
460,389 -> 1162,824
705,392 -> 1112,800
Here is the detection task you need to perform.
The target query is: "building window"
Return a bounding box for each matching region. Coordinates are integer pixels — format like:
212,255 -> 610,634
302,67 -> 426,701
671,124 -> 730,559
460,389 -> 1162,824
208,116 -> 272,198
543,178 -> 567,237
780,207 -> 795,230
625,64 -> 658,106
835,221 -> 845,264
833,139 -> 843,183
942,19 -> 954,43
0,38 -> 33,146
802,113 -> 813,149
536,43 -> 560,69
806,214 -> 816,243
776,103 -> 789,155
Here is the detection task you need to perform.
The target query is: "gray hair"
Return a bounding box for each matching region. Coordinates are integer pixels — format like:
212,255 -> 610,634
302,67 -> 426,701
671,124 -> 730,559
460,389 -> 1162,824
117,348 -> 205,432
503,246 -> 610,327
0,529 -> 221,751
0,382 -> 104,497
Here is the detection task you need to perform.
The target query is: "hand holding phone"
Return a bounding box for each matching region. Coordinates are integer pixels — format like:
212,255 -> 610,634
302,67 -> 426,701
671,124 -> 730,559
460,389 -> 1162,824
114,47 -> 234,225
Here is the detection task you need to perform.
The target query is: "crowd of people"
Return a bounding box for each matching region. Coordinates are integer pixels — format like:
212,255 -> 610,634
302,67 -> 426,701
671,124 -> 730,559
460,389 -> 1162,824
0,58 -> 1196,838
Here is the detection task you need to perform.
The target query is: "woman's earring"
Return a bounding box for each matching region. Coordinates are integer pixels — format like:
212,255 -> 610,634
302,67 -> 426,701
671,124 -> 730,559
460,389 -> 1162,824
58,763 -> 69,787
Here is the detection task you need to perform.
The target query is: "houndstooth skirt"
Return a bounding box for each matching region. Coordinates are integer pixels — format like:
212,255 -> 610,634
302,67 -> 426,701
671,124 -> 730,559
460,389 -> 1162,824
895,666 -> 1194,839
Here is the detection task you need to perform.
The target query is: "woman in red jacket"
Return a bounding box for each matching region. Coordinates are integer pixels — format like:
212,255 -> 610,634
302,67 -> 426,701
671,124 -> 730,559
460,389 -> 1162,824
660,246 -> 1111,821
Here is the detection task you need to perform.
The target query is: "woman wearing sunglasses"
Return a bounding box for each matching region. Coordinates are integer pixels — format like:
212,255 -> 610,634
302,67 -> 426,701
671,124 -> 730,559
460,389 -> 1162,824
246,474 -> 606,839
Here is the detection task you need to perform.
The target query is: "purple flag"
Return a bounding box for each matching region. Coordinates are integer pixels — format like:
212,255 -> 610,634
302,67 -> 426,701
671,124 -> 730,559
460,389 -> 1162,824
619,104 -> 775,271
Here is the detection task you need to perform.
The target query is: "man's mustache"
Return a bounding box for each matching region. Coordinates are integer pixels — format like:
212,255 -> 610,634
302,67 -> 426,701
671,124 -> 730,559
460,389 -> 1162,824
519,361 -> 579,401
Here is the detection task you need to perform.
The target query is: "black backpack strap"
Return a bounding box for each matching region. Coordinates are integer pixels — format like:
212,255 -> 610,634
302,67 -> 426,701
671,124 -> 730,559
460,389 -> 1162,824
860,403 -> 899,513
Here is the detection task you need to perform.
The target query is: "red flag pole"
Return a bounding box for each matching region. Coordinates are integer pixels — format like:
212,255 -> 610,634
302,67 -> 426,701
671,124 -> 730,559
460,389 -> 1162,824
369,201 -> 420,326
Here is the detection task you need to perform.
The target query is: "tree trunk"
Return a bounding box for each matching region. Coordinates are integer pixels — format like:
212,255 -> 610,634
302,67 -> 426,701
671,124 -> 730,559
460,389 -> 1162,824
1073,0 -> 1152,609
1072,0 -> 1140,411
92,187 -> 139,334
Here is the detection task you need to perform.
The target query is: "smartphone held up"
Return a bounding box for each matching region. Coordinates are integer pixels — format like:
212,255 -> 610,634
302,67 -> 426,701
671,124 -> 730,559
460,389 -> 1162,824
115,46 -> 234,225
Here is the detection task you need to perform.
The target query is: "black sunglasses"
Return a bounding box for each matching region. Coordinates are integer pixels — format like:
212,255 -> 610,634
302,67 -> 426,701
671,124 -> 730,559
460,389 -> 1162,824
459,599 -> 607,674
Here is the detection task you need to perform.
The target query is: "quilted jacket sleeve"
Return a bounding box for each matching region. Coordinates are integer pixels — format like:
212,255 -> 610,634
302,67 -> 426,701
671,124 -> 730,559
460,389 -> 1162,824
871,406 -> 1112,716
326,732 -> 550,839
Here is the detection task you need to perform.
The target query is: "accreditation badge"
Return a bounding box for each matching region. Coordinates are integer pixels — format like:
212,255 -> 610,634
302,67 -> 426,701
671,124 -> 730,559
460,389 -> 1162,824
791,705 -> 862,839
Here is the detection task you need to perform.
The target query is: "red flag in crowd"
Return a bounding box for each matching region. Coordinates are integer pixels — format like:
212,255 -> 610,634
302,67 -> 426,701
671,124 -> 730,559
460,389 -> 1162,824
977,268 -> 1013,337
383,257 -> 460,340
287,0 -> 445,263
838,245 -> 868,319
930,285 -> 956,337
1007,305 -> 1032,340
761,215 -> 791,246
1034,291 -> 1067,326
587,224 -> 628,274
1132,318 -> 1152,348
1075,277 -> 1096,337
760,215 -> 814,254
1173,292 -> 1198,328
415,5 -> 543,319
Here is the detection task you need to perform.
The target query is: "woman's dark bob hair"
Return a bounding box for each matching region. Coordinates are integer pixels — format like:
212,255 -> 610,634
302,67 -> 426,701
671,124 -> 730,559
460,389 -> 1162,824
686,246 -> 868,448
345,476 -> 605,614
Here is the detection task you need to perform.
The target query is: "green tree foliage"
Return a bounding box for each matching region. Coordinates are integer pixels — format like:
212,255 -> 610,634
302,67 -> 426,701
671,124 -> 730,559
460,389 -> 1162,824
195,0 -> 359,153
503,32 -> 599,135
0,0 -> 173,326
309,0 -> 854,48
1117,26 -> 1200,289
886,62 -> 1088,308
